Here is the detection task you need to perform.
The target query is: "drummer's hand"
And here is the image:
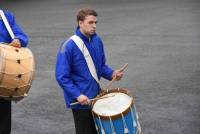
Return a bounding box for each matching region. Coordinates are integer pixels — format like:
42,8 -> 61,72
10,39 -> 21,48
77,94 -> 90,105
112,69 -> 123,81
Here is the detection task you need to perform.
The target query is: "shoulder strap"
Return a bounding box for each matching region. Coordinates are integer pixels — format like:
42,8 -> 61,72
70,35 -> 100,85
0,10 -> 15,39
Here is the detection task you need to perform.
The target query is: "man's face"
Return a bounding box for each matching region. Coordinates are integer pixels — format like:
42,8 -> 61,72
79,15 -> 98,37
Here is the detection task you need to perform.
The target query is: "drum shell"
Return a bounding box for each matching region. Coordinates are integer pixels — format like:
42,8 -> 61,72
0,43 -> 35,98
92,88 -> 140,134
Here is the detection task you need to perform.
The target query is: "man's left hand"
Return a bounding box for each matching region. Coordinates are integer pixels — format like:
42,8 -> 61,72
10,39 -> 21,48
112,69 -> 123,81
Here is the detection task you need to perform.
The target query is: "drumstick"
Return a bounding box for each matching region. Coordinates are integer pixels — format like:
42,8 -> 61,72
70,94 -> 115,106
118,63 -> 128,72
106,63 -> 128,91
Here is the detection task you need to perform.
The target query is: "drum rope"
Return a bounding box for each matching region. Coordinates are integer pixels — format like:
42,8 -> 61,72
28,69 -> 34,87
16,77 -> 31,85
0,48 -> 6,84
98,115 -> 105,134
25,47 -> 35,88
121,113 -> 129,134
130,106 -> 137,133
91,111 -> 100,134
0,94 -> 27,99
4,56 -> 33,61
0,85 -> 29,98
0,84 -> 31,89
15,61 -> 33,72
0,70 -> 34,75
109,116 -> 116,134
134,105 -> 142,134
0,73 -> 32,88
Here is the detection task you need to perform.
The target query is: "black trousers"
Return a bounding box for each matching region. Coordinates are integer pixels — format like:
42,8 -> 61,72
72,109 -> 98,134
0,99 -> 11,134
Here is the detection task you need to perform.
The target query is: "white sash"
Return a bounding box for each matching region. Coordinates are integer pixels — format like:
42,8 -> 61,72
70,35 -> 100,85
0,10 -> 15,39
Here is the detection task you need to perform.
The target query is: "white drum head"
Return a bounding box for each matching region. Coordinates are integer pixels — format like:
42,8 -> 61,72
92,92 -> 132,116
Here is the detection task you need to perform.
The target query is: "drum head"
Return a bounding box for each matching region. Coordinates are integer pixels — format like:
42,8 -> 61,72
92,91 -> 132,117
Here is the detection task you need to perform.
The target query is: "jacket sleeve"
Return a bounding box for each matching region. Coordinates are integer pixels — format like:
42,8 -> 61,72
55,41 -> 81,100
100,39 -> 114,80
7,11 -> 29,47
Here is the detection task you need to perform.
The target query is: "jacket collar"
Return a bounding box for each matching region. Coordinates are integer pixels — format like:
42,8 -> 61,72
75,26 -> 96,43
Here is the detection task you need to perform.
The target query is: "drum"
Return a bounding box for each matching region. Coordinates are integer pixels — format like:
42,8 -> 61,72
92,88 -> 141,134
0,43 -> 35,100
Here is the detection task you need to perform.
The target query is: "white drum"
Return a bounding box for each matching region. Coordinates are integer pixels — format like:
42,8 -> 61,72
92,88 -> 141,134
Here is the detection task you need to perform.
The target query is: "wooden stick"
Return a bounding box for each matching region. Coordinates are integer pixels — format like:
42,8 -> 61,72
106,63 -> 128,91
70,94 -> 115,106
119,63 -> 128,72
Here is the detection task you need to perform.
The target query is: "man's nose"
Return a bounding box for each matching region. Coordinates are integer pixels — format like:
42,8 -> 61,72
93,23 -> 96,28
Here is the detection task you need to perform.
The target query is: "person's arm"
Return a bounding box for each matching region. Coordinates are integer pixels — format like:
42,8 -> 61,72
99,39 -> 114,80
7,11 -> 28,47
55,41 -> 81,101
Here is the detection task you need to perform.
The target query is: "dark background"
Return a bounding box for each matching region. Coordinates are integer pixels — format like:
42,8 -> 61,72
1,0 -> 200,134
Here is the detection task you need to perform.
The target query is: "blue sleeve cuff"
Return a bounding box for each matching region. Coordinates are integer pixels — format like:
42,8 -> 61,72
107,69 -> 114,80
102,67 -> 114,81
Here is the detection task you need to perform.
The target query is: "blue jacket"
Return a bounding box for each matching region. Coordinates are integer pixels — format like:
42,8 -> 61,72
0,10 -> 28,47
55,27 -> 114,109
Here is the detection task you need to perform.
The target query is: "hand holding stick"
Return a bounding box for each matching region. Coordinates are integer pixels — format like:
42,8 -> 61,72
106,63 -> 128,92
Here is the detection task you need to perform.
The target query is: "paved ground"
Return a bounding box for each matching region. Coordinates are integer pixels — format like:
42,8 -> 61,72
1,0 -> 200,134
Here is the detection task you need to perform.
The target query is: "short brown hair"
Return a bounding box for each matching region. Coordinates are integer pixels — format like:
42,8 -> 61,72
77,8 -> 98,23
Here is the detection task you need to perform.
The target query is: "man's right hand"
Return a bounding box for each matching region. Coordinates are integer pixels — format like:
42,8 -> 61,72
77,94 -> 90,105
10,39 -> 21,48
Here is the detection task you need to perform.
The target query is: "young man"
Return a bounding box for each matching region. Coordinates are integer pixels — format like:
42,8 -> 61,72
55,8 -> 123,134
0,9 -> 28,134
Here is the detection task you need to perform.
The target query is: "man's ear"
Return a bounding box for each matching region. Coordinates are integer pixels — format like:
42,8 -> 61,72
79,21 -> 83,27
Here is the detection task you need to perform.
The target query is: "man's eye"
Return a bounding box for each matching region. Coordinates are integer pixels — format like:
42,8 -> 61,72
88,21 -> 97,24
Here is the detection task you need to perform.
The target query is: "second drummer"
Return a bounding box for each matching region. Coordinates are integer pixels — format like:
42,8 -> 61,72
55,8 -> 123,134
0,9 -> 28,134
